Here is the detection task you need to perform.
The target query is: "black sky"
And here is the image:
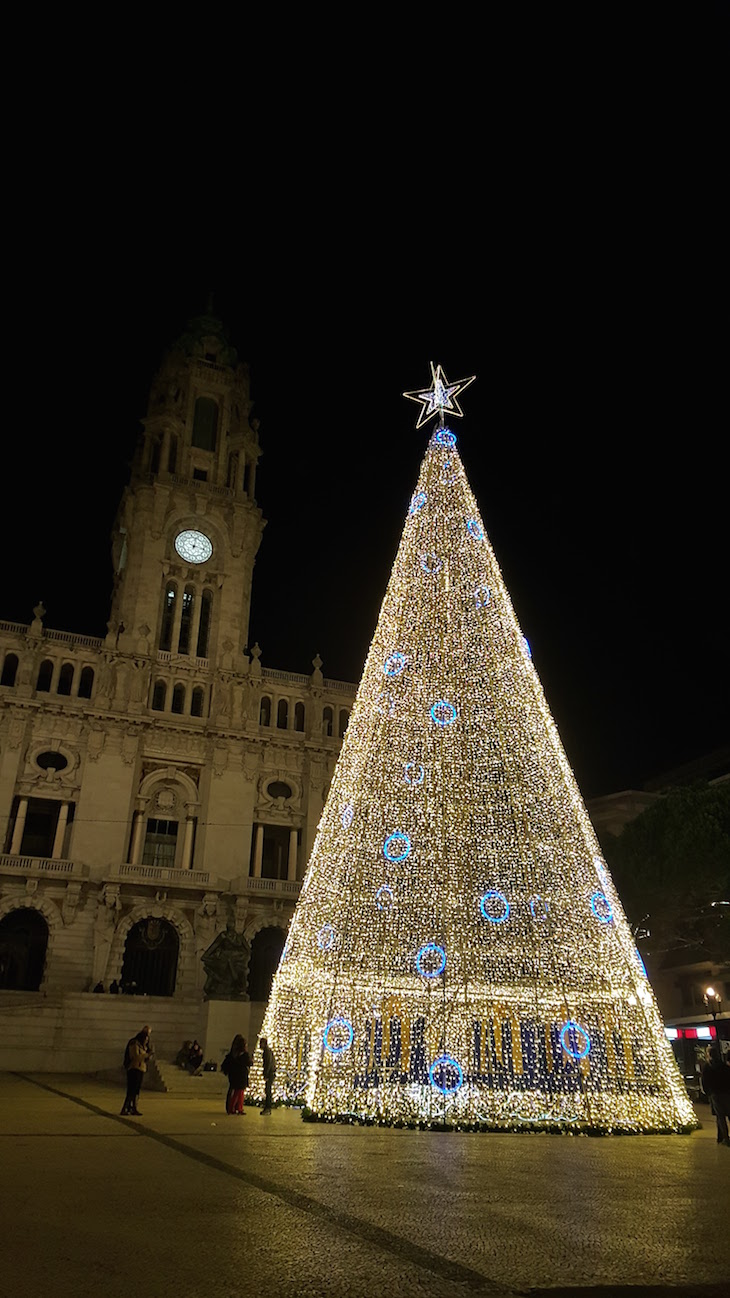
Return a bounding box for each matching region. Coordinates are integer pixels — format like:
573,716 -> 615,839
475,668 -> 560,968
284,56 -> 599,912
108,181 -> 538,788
3,276 -> 726,803
3,4 -> 727,803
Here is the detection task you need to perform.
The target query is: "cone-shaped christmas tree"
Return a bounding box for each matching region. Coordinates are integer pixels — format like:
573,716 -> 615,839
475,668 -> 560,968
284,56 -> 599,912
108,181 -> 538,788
256,366 -> 696,1133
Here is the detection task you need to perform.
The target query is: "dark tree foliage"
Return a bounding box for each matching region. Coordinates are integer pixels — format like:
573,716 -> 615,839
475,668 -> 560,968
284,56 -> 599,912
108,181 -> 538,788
600,783 -> 730,960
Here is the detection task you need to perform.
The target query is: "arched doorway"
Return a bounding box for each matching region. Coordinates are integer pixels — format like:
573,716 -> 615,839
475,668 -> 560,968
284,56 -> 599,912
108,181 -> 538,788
120,917 -> 179,996
248,926 -> 285,1002
0,908 -> 49,991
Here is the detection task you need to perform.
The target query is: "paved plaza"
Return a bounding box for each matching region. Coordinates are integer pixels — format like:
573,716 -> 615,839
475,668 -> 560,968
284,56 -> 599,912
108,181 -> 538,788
0,1072 -> 728,1298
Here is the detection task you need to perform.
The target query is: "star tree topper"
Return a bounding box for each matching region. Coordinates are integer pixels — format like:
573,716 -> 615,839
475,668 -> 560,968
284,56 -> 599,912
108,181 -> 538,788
403,362 -> 476,429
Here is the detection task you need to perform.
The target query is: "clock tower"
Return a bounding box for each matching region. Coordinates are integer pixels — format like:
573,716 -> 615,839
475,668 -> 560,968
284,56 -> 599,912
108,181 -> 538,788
107,307 -> 265,679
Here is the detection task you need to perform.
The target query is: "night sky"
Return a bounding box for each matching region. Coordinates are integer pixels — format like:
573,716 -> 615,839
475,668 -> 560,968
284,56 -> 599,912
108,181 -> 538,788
4,277 -> 725,803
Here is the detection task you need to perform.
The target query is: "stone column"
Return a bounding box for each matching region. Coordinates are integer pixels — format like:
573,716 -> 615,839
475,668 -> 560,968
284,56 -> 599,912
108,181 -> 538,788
49,660 -> 62,693
129,810 -> 145,865
52,802 -> 70,859
10,798 -> 28,854
181,814 -> 196,870
170,589 -> 184,654
252,823 -> 264,878
189,590 -> 203,663
287,829 -> 298,881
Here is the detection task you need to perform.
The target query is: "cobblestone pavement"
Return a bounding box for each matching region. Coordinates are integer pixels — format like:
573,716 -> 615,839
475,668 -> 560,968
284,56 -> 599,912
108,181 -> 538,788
1,1073 -> 728,1298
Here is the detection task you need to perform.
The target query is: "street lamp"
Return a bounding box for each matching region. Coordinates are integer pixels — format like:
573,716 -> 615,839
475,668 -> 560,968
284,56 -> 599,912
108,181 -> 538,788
704,985 -> 722,1026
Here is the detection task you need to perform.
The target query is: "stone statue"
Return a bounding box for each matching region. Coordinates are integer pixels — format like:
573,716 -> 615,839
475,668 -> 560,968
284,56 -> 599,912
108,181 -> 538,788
92,885 -> 122,985
201,926 -> 251,1000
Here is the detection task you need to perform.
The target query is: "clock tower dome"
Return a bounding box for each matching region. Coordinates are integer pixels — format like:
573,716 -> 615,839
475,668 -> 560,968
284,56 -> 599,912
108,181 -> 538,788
108,307 -> 265,678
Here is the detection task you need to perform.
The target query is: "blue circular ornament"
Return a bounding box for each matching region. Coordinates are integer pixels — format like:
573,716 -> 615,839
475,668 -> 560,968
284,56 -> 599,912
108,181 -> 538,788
522,636 -> 532,659
375,885 -> 394,912
560,1020 -> 591,1060
466,518 -> 484,540
323,1017 -> 354,1055
341,803 -> 354,830
420,553 -> 443,574
474,584 -> 490,608
634,950 -> 647,977
416,943 -> 446,978
480,890 -> 510,924
434,427 -> 456,447
317,924 -> 335,951
409,491 -> 426,515
429,1053 -> 463,1093
383,832 -> 411,862
430,700 -> 457,727
529,895 -> 549,922
590,891 -> 613,923
384,652 -> 406,677
404,762 -> 425,785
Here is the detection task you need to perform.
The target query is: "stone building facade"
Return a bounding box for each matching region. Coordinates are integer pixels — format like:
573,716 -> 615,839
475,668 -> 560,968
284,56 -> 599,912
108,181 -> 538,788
0,310 -> 355,1070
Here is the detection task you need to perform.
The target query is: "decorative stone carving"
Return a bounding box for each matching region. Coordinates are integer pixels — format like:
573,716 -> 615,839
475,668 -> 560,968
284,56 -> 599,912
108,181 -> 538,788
62,881 -> 82,926
129,659 -> 150,704
201,926 -> 251,1000
311,653 -> 323,686
234,895 -> 249,934
121,731 -> 139,766
212,743 -> 228,778
86,729 -> 106,762
8,717 -> 25,750
249,643 -> 262,678
25,878 -> 39,896
92,884 -> 122,985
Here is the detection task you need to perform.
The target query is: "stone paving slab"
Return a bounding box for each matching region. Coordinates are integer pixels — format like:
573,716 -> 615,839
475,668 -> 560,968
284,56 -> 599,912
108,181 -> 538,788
1,1074 -> 728,1298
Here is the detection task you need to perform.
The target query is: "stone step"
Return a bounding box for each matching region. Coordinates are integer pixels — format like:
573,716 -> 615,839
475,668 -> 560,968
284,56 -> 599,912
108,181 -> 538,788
154,1060 -> 226,1096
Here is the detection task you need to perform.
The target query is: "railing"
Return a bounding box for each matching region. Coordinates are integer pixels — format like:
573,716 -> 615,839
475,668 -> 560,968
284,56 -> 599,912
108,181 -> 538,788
112,863 -> 211,886
261,667 -> 355,696
0,622 -> 104,650
156,651 -> 209,670
0,854 -> 88,878
246,877 -> 301,897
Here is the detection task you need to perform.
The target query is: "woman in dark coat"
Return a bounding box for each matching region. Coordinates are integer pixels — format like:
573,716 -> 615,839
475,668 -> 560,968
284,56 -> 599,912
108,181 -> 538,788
222,1034 -> 252,1114
121,1026 -> 152,1116
701,1044 -> 730,1145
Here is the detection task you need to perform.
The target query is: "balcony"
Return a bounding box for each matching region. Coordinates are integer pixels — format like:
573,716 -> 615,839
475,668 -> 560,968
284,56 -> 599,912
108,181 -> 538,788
233,875 -> 302,898
0,854 -> 89,879
110,863 -> 212,889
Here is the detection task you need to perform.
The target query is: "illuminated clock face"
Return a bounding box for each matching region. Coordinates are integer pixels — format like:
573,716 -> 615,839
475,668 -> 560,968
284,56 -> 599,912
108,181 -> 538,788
174,530 -> 213,564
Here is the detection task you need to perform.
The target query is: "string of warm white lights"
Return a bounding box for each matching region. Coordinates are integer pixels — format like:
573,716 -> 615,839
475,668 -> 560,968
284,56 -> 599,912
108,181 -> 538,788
252,368 -> 696,1133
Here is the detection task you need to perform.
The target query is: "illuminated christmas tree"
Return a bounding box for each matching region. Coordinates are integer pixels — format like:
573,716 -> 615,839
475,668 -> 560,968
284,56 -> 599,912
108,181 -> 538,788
256,365 -> 696,1133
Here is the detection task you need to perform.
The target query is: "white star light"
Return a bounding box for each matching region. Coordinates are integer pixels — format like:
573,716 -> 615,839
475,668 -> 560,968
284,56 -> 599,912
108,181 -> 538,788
403,362 -> 476,429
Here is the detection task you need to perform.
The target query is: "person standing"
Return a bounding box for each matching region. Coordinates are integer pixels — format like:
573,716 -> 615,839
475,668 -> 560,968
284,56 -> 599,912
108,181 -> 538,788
701,1044 -> 730,1145
121,1025 -> 152,1116
259,1037 -> 276,1115
221,1035 -> 252,1114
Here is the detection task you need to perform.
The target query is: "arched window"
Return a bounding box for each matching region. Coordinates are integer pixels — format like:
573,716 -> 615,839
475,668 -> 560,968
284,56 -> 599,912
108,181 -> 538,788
191,686 -> 204,717
248,926 -> 286,1002
323,706 -> 333,737
259,696 -> 271,727
277,699 -> 288,729
149,439 -> 161,475
57,663 -> 74,696
36,660 -> 53,692
294,701 -> 305,732
339,709 -> 349,738
168,436 -> 178,474
196,589 -> 212,658
151,680 -> 167,711
1,653 -> 18,687
159,583 -> 177,652
192,397 -> 219,452
120,917 -> 179,997
171,684 -> 185,714
78,666 -> 94,699
0,908 -> 49,991
178,586 -> 195,655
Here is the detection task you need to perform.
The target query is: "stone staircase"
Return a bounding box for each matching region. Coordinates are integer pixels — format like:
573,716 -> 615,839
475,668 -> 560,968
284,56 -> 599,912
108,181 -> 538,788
153,1058 -> 227,1098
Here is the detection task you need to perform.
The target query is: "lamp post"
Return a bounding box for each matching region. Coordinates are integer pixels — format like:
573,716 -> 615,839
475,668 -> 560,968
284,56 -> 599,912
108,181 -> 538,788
704,985 -> 722,1038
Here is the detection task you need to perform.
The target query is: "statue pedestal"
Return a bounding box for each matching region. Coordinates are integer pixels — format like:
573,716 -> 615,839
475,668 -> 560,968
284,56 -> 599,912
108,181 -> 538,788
202,1000 -> 259,1068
